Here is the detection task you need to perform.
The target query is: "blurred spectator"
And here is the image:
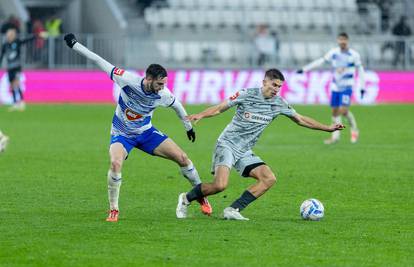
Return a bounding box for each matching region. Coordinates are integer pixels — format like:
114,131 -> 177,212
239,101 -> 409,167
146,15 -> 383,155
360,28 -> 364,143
373,0 -> 393,32
32,19 -> 46,62
1,15 -> 21,34
45,16 -> 62,37
253,25 -> 277,66
392,16 -> 411,66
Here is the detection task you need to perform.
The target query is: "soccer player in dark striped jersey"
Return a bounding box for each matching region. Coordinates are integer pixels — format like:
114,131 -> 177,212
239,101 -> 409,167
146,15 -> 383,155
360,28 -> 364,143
64,33 -> 212,222
0,28 -> 35,111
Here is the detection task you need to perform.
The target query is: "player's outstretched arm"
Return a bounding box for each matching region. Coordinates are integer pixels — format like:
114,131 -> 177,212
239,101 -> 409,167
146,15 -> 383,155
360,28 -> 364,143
186,101 -> 230,124
169,99 -> 196,142
358,64 -> 366,98
297,57 -> 325,73
290,113 -> 345,132
64,33 -> 114,75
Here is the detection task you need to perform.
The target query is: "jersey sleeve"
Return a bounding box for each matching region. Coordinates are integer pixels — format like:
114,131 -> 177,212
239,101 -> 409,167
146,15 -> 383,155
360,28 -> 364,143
158,87 -> 176,107
227,88 -> 249,108
280,98 -> 296,117
323,48 -> 335,63
353,50 -> 362,66
110,67 -> 142,88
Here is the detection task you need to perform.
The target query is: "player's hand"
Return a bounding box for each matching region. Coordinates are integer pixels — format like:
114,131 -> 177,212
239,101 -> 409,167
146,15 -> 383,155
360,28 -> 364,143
328,123 -> 345,132
360,88 -> 366,99
186,114 -> 203,124
296,69 -> 304,74
64,33 -> 77,48
187,128 -> 196,142
38,31 -> 49,39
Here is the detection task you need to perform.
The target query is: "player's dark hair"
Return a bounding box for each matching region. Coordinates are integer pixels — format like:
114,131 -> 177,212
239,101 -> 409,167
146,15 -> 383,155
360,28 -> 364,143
146,64 -> 167,80
265,68 -> 285,81
338,32 -> 349,39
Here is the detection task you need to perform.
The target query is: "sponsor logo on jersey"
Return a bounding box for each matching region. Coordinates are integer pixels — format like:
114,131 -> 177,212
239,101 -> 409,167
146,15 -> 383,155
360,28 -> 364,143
229,91 -> 240,101
125,108 -> 143,121
243,112 -> 272,124
113,67 -> 125,76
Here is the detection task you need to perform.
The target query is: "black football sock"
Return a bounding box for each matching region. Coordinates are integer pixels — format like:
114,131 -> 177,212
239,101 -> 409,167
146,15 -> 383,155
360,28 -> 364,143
12,89 -> 17,103
17,88 -> 23,101
186,183 -> 204,202
230,190 -> 257,211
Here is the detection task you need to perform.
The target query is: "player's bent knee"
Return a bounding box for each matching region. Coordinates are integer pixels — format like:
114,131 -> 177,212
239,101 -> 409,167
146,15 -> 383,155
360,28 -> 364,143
213,183 -> 227,193
110,158 -> 123,172
179,152 -> 189,166
261,173 -> 276,188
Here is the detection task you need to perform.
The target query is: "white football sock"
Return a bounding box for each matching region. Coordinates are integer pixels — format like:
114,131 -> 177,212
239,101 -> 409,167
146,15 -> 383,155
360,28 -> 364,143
107,170 -> 122,210
332,116 -> 342,140
180,161 -> 201,186
344,111 -> 358,131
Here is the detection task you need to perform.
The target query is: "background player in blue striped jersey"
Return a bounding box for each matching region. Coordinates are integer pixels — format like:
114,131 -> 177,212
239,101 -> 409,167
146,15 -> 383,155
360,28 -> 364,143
64,33 -> 211,222
297,32 -> 365,144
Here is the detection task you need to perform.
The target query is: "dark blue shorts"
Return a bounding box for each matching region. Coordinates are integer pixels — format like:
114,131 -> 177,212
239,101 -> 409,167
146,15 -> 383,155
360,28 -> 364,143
110,126 -> 168,156
330,88 -> 352,108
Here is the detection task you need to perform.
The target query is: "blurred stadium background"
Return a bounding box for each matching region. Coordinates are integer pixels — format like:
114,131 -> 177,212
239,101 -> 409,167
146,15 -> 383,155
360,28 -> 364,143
0,0 -> 413,69
0,0 -> 413,106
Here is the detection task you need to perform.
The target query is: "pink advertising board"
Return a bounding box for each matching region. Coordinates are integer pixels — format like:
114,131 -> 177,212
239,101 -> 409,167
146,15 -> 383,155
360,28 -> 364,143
0,70 -> 413,104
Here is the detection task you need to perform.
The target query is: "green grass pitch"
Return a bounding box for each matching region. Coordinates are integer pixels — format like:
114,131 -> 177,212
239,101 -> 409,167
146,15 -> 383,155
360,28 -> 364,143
0,104 -> 413,266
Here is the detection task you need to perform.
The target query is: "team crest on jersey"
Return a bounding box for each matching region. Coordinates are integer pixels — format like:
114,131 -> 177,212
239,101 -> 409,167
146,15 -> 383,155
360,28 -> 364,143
113,67 -> 125,76
229,92 -> 240,101
125,108 -> 143,121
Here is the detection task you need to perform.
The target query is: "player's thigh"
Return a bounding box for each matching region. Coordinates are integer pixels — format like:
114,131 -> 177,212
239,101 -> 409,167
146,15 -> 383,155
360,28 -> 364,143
109,142 -> 128,167
11,77 -> 20,88
234,150 -> 266,178
153,138 -> 188,166
211,145 -> 234,176
249,165 -> 276,183
339,106 -> 350,115
213,165 -> 231,190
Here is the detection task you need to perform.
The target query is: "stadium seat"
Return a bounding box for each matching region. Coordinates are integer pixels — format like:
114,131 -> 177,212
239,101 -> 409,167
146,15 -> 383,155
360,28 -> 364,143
216,42 -> 234,62
313,0 -> 331,10
187,42 -> 203,62
160,8 -> 176,28
308,42 -> 323,59
172,42 -> 186,62
296,11 -> 311,29
156,41 -> 172,61
205,10 -> 222,28
291,42 -> 308,62
221,10 -> 241,28
175,9 -> 191,28
279,43 -> 292,64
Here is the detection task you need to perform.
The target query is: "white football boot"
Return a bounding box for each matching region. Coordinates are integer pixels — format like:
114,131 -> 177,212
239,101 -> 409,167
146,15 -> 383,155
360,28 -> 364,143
223,207 -> 249,221
0,134 -> 9,153
176,193 -> 190,219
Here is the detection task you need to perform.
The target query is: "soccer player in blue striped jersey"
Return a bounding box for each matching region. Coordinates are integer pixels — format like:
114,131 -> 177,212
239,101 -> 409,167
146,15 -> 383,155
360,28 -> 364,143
298,32 -> 365,144
64,33 -> 212,222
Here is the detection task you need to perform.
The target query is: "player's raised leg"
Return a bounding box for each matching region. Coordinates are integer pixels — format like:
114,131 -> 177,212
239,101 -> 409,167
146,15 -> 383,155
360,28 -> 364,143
176,165 -> 230,218
324,107 -> 341,144
225,164 -> 276,221
106,142 -> 127,222
153,138 -> 212,215
342,107 -> 359,143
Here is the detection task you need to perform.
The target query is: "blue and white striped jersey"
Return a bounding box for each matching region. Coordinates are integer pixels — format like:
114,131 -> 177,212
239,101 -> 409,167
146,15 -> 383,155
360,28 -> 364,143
110,67 -> 175,137
323,47 -> 362,92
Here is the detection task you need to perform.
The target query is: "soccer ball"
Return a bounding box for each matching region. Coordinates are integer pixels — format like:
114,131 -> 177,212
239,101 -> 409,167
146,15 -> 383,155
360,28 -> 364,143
300,199 -> 324,221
